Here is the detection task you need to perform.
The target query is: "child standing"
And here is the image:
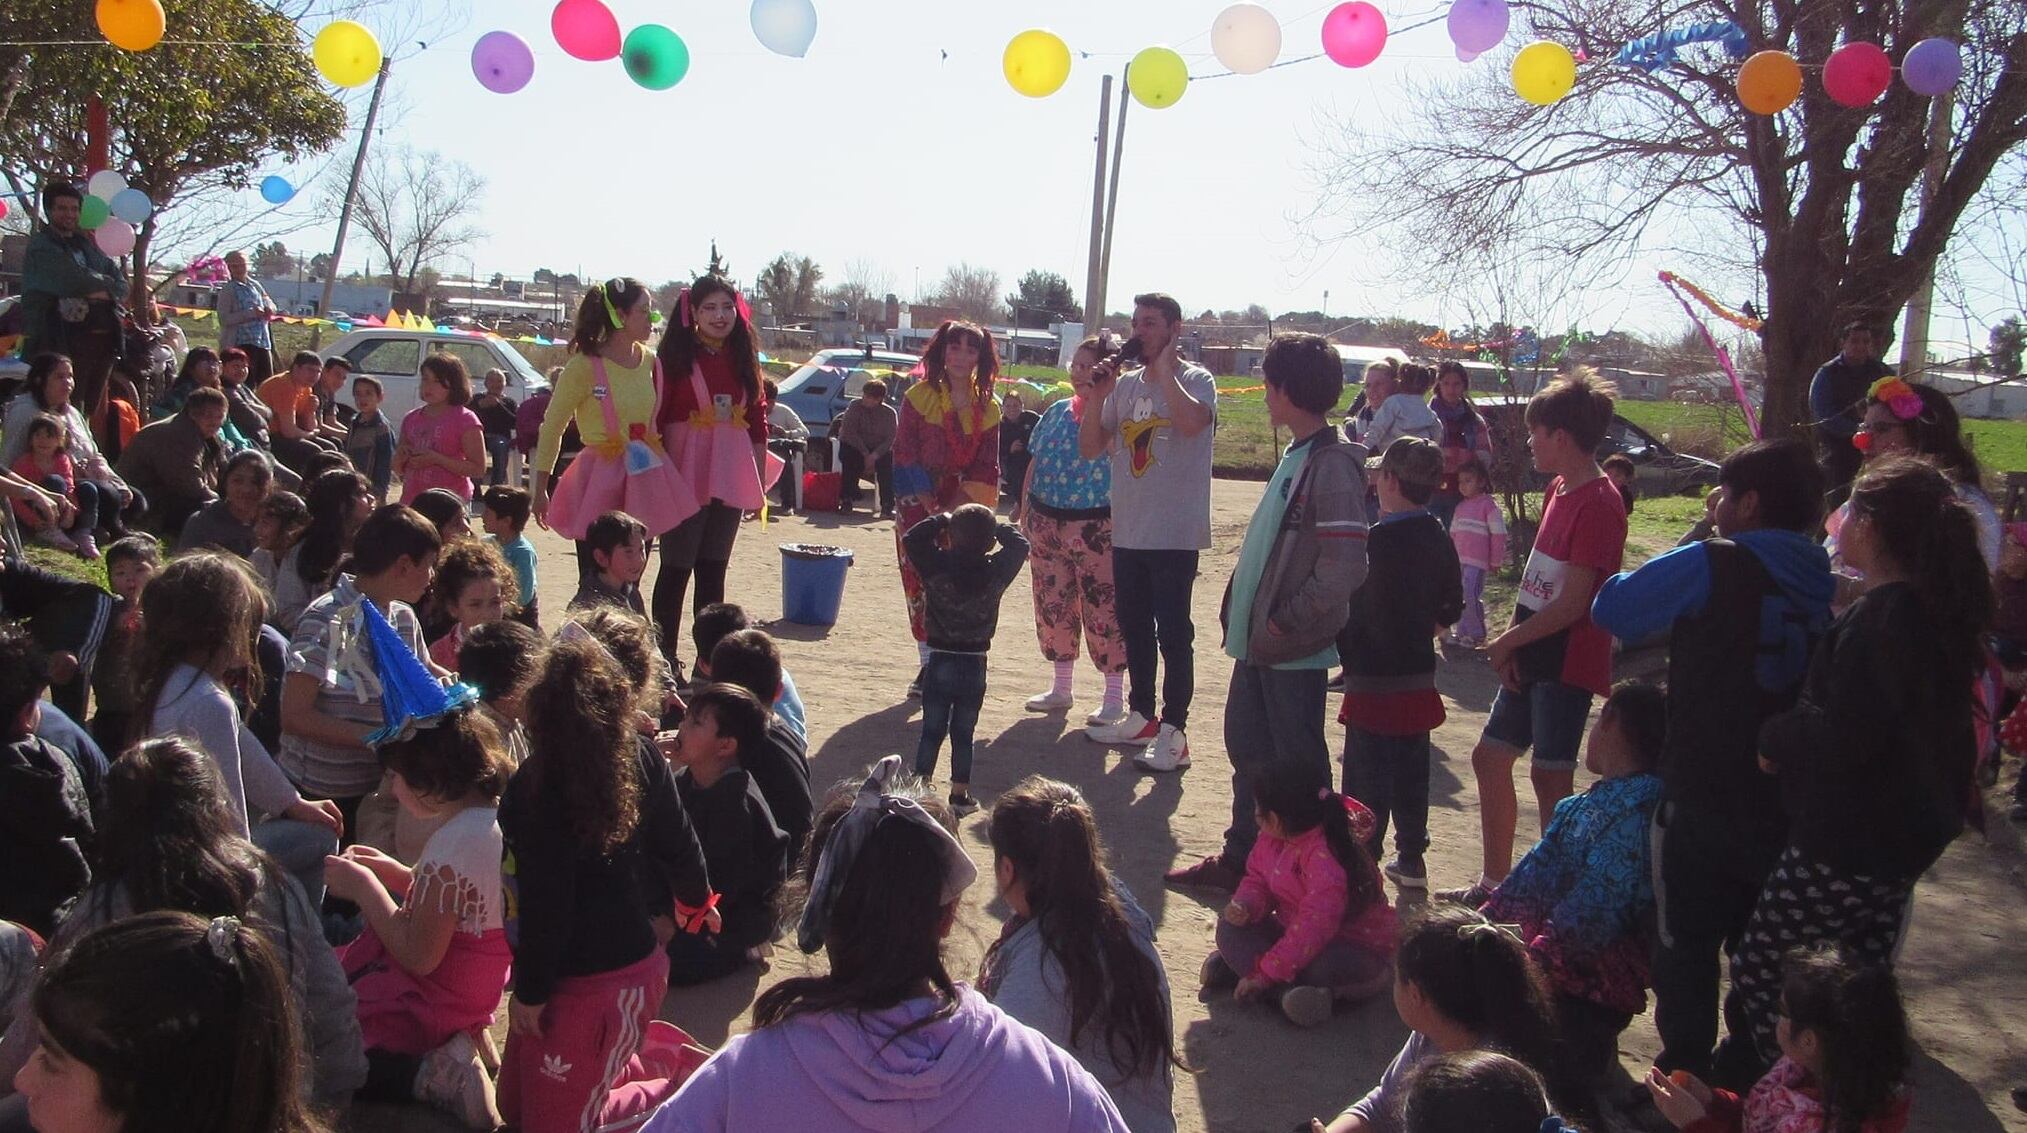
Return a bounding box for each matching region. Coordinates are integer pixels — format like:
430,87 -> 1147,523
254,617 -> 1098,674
328,708 -> 515,1130
1481,681 -> 1666,1080
250,490 -> 310,596
901,502 -> 1030,816
425,538 -> 515,672
90,534 -> 162,750
570,510 -> 650,616
1447,369 -> 1627,907
481,484 -> 541,630
1203,765 -> 1394,1028
347,375 -> 397,503
1448,459 -> 1507,648
498,638 -> 720,1133
1359,362 -> 1441,456
1339,437 -> 1462,891
664,683 -> 790,986
394,354 -> 488,506
11,412 -> 100,556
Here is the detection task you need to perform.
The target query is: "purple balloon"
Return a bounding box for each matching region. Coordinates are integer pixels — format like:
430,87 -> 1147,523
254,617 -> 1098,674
1457,46 -> 1480,62
1446,0 -> 1509,55
1901,37 -> 1961,97
471,30 -> 535,94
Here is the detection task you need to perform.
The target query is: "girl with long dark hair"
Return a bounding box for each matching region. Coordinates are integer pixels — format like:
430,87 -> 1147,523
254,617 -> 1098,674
274,468 -> 375,632
981,776 -> 1180,1132
1429,361 -> 1492,527
651,275 -> 776,675
393,353 -> 488,506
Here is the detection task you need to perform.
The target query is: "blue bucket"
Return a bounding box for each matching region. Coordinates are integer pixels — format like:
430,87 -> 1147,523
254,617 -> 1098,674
780,543 -> 854,625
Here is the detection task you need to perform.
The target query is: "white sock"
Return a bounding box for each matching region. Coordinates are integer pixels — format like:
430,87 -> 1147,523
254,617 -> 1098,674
916,640 -> 932,666
1051,660 -> 1075,697
1102,671 -> 1125,713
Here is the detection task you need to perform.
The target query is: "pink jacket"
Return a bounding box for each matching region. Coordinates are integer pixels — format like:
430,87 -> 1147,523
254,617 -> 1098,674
1450,492 -> 1508,571
11,451 -> 76,525
1231,820 -> 1396,984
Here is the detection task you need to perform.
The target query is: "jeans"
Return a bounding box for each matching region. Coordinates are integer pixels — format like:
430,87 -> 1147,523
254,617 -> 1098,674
1221,662 -> 1330,869
1650,800 -> 1784,1079
916,651 -> 987,785
251,816 -> 340,913
38,476 -> 101,537
484,432 -> 512,486
1341,726 -> 1433,862
1114,547 -> 1198,727
839,445 -> 893,513
1458,565 -> 1488,641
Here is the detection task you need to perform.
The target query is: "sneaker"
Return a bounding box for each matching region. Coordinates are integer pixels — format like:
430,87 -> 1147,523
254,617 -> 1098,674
32,528 -> 78,553
949,792 -> 980,818
1383,856 -> 1428,889
1164,854 -> 1243,892
414,1032 -> 501,1130
1280,985 -> 1334,1028
71,532 -> 100,560
1199,953 -> 1238,990
637,1019 -> 712,1087
1025,689 -> 1074,712
1134,724 -> 1191,772
1434,881 -> 1493,908
1086,710 -> 1157,746
1085,703 -> 1127,727
907,667 -> 924,699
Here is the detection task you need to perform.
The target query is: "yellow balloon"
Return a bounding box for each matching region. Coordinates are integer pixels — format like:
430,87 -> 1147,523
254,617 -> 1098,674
96,0 -> 166,52
1735,50 -> 1802,115
1003,29 -> 1072,98
314,20 -> 383,88
1510,40 -> 1576,106
1128,46 -> 1189,109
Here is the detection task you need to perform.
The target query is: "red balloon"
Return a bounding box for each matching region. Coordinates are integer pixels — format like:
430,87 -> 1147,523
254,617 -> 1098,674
1822,42 -> 1891,108
551,0 -> 621,61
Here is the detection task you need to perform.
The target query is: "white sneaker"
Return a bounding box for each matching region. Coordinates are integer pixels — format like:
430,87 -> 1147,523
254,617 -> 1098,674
1086,710 -> 1157,746
414,1032 -> 501,1130
1085,703 -> 1128,727
1025,689 -> 1074,712
1134,723 -> 1191,772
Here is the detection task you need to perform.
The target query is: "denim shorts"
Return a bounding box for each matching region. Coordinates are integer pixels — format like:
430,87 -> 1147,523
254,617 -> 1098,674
1480,680 -> 1594,771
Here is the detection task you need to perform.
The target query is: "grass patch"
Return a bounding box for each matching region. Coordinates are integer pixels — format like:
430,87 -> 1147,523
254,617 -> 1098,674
22,544 -> 110,591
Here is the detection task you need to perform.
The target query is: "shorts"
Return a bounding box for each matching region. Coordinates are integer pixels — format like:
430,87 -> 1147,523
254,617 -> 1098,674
1480,680 -> 1593,771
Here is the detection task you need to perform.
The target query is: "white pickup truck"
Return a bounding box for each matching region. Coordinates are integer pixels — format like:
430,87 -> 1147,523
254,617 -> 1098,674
322,327 -> 549,424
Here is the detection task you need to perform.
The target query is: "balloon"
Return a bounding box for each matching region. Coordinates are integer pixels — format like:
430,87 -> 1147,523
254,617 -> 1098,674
1002,29 -> 1072,98
1822,42 -> 1890,107
79,196 -> 110,230
1211,4 -> 1281,75
1457,46 -> 1480,63
1127,46 -> 1189,109
313,20 -> 382,87
109,187 -> 151,224
1321,2 -> 1388,68
1446,0 -> 1509,55
1735,50 -> 1802,115
260,175 -> 295,205
0,199 -> 10,221
471,30 -> 535,93
622,25 -> 690,91
1901,37 -> 1962,96
750,0 -> 818,58
94,219 -> 136,257
86,169 -> 127,200
1510,40 -> 1576,105
96,0 -> 165,52
552,0 -> 621,61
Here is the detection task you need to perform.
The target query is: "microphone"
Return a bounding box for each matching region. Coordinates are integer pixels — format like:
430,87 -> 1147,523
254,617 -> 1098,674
1098,335 -> 1144,370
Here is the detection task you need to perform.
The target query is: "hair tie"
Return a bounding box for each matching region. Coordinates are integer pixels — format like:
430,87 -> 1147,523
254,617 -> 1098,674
796,755 -> 978,954
1867,376 -> 1923,422
601,279 -> 625,330
206,915 -> 242,968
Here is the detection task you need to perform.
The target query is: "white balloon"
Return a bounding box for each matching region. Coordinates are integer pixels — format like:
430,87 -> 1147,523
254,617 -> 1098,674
750,0 -> 817,58
94,218 -> 136,257
86,169 -> 127,200
1211,3 -> 1282,74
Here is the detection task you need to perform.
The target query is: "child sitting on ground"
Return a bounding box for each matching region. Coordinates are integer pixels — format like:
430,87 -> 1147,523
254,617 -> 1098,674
250,490 -> 310,595
1205,764 -> 1395,1029
411,487 -> 472,542
571,510 -> 650,616
707,628 -> 815,858
1646,945 -> 1911,1133
566,603 -> 685,735
664,683 -> 789,986
91,534 -> 163,750
481,484 -> 540,630
691,602 -> 806,738
1448,459 -> 1507,648
0,622 -> 95,937
902,502 -> 1031,816
328,707 -> 515,1130
1400,1051 -> 1570,1133
1481,680 -> 1666,1081
425,538 -> 516,672
11,412 -> 100,557
460,619 -> 541,769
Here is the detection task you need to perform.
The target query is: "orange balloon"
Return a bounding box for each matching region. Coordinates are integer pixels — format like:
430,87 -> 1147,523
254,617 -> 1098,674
1736,50 -> 1802,115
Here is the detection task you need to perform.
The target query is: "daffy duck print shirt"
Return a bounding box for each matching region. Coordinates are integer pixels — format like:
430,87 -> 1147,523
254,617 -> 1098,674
1100,363 -> 1218,550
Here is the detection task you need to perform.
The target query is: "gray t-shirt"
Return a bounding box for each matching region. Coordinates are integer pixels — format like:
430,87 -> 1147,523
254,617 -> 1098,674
1100,363 -> 1217,550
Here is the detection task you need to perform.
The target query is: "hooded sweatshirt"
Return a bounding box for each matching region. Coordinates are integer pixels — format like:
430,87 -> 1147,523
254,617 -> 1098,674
643,984 -> 1130,1133
1592,531 -> 1834,839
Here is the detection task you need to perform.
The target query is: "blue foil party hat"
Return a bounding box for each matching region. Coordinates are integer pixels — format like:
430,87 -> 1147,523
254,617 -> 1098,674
358,596 -> 480,745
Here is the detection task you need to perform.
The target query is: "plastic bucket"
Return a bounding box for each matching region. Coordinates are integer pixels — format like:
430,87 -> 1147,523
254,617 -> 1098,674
780,543 -> 853,625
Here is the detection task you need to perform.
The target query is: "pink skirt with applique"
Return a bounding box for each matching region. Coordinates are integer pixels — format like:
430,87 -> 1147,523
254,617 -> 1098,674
665,422 -> 776,511
546,448 -> 699,540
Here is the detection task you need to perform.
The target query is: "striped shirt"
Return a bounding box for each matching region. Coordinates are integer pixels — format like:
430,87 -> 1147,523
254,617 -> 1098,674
276,575 -> 426,799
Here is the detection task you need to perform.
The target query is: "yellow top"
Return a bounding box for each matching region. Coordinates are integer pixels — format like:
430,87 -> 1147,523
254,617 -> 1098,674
533,347 -> 658,473
903,380 -> 1001,434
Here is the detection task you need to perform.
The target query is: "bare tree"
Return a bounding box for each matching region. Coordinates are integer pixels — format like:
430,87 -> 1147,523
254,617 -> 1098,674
337,145 -> 485,296
1303,0 -> 2027,435
825,257 -> 897,323
934,262 -> 1004,325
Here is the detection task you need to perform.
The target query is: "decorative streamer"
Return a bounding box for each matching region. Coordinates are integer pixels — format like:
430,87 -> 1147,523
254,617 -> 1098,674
1614,21 -> 1748,72
1659,272 -> 1761,439
1657,270 -> 1763,331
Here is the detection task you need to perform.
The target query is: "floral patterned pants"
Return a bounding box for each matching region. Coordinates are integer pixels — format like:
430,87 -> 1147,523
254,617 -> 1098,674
1022,509 -> 1124,672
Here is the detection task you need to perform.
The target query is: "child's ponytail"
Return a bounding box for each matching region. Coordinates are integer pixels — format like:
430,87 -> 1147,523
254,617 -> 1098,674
1782,944 -> 1910,1133
1249,768 -> 1380,910
1395,906 -> 1558,1085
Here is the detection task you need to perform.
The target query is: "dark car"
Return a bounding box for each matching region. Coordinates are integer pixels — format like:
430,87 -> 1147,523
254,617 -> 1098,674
1474,396 -> 1721,497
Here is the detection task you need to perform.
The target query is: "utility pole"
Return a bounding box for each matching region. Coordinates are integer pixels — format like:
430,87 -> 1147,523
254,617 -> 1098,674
1094,78 -> 1131,334
1081,74 -> 1112,333
313,57 -> 392,350
1899,92 -> 1955,381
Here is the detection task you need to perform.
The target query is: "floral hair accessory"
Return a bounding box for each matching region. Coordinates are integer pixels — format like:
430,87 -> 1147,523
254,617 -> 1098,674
1868,377 -> 1922,421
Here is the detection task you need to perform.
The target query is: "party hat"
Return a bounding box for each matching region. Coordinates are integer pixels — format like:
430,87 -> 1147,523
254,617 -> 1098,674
358,596 -> 480,745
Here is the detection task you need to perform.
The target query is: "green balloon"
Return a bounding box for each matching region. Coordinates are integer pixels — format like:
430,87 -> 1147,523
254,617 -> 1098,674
622,25 -> 690,91
79,195 -> 110,230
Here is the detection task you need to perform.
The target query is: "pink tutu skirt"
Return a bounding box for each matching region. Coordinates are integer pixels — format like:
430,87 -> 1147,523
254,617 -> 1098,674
546,447 -> 699,540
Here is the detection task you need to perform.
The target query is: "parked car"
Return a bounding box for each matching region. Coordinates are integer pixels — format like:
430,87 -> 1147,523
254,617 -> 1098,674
324,327 -> 549,426
1473,395 -> 1720,498
774,347 -> 923,442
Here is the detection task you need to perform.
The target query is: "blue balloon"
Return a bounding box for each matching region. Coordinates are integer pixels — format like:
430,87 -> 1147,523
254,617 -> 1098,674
109,187 -> 152,224
260,175 -> 295,205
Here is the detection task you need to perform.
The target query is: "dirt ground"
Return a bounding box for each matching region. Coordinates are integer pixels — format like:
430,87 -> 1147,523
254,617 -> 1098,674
362,478 -> 2027,1132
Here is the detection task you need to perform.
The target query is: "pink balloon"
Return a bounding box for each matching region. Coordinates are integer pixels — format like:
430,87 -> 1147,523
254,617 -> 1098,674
1321,1 -> 1388,67
1822,42 -> 1891,107
551,0 -> 620,62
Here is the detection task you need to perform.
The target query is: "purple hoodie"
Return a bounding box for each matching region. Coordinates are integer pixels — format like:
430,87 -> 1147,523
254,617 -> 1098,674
643,985 -> 1131,1132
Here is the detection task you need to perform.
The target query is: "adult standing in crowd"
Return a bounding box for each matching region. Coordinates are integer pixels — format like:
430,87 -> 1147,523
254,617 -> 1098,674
216,249 -> 279,383
833,378 -> 897,517
654,275 -> 774,676
393,353 -> 487,506
117,386 -> 229,538
471,368 -> 520,487
1807,321 -> 1891,502
2,353 -> 144,537
20,182 -> 126,424
1429,361 -> 1493,528
1080,293 -> 1217,773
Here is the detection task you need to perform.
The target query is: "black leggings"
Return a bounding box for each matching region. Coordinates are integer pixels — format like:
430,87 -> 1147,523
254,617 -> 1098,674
653,502 -> 741,665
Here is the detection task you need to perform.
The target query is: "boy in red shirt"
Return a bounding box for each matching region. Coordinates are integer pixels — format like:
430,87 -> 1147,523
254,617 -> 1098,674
1442,369 -> 1627,906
